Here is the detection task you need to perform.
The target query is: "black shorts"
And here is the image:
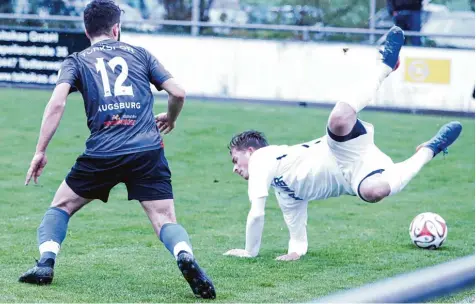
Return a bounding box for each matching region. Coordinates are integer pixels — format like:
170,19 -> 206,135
65,148 -> 173,202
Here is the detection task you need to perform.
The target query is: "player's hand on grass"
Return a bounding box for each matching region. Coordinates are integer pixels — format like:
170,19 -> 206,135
223,249 -> 253,258
275,252 -> 301,261
155,112 -> 175,134
25,152 -> 48,185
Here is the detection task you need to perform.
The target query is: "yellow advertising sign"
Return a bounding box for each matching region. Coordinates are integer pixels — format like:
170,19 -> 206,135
404,58 -> 451,84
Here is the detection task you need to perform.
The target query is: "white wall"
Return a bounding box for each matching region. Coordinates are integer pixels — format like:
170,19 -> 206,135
123,33 -> 475,113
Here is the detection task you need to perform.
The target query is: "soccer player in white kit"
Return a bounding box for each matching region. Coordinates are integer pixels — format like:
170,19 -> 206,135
223,26 -> 463,261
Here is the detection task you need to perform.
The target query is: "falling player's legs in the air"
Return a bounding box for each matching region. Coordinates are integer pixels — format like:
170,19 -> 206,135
326,26 -> 463,203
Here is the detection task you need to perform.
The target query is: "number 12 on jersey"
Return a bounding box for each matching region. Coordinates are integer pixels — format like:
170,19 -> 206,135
96,56 -> 134,97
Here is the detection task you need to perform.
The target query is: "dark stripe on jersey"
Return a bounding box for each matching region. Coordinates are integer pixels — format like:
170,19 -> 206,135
357,169 -> 385,202
327,119 -> 367,142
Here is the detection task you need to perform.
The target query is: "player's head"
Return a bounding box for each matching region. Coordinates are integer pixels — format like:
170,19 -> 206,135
228,130 -> 268,180
84,0 -> 122,41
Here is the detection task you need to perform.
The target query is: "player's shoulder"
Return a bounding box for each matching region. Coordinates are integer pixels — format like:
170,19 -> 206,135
116,41 -> 150,57
60,52 -> 80,66
121,41 -> 147,53
250,145 -> 289,163
291,136 -> 326,148
121,42 -> 152,63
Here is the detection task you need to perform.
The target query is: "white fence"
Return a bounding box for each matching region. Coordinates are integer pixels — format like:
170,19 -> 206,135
123,33 -> 475,114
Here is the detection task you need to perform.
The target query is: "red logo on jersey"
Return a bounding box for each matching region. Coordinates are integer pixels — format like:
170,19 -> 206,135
104,114 -> 136,127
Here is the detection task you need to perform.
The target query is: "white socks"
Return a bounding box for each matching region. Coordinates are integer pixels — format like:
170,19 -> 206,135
173,241 -> 193,260
345,63 -> 393,113
39,240 -> 61,256
381,148 -> 434,196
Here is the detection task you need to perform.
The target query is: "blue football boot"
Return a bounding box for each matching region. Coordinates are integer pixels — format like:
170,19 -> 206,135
19,259 -> 54,285
177,251 -> 216,299
380,26 -> 405,70
417,121 -> 463,157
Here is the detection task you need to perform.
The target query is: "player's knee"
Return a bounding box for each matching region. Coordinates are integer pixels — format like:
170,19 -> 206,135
50,200 -> 74,215
328,109 -> 355,136
142,199 -> 177,226
50,195 -> 88,216
360,186 -> 390,203
49,181 -> 90,216
359,178 -> 391,203
158,203 -> 176,223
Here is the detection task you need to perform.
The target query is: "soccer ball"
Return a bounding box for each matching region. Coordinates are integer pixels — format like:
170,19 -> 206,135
409,212 -> 448,249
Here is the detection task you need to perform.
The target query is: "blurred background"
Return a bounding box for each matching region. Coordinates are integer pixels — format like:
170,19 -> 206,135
0,0 -> 474,114
0,0 -> 474,48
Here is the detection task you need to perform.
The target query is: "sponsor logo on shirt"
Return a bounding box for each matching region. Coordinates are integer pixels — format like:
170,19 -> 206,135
103,114 -> 137,127
80,44 -> 135,57
98,102 -> 141,112
272,176 -> 303,200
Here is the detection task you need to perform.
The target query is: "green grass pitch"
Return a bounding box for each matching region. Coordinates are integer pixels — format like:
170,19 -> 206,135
0,88 -> 474,302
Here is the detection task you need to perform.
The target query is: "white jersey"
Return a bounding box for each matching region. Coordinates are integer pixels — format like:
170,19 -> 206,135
247,136 -> 354,205
243,121 -> 394,257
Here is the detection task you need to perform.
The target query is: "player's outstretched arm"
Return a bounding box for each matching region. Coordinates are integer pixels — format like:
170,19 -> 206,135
275,197 -> 309,261
25,83 -> 71,185
155,78 -> 186,134
224,196 -> 267,258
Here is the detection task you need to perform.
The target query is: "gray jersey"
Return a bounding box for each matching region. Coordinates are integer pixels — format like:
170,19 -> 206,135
57,39 -> 171,157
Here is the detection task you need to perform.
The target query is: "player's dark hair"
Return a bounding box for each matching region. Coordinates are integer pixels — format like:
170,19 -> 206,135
228,130 -> 269,153
84,0 -> 122,38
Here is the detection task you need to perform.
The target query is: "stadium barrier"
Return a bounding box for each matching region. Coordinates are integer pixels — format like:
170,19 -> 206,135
122,33 -> 475,114
0,28 -> 88,86
0,13 -> 473,41
312,255 -> 475,303
0,26 -> 474,116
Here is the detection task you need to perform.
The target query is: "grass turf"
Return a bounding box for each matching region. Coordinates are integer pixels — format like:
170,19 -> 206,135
0,88 -> 474,302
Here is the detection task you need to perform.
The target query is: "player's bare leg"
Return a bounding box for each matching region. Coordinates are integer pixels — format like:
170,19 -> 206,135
359,121 -> 463,202
327,26 -> 404,137
141,199 -> 216,299
19,181 -> 92,285
325,27 -> 463,203
323,26 -> 403,203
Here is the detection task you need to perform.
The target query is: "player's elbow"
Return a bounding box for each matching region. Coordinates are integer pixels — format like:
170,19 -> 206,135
47,98 -> 66,113
170,87 -> 186,102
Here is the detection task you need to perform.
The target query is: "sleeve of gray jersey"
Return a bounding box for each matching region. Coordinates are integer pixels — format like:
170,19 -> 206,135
146,49 -> 173,91
56,56 -> 79,92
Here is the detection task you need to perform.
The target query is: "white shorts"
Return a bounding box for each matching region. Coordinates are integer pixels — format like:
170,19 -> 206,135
326,119 -> 394,200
